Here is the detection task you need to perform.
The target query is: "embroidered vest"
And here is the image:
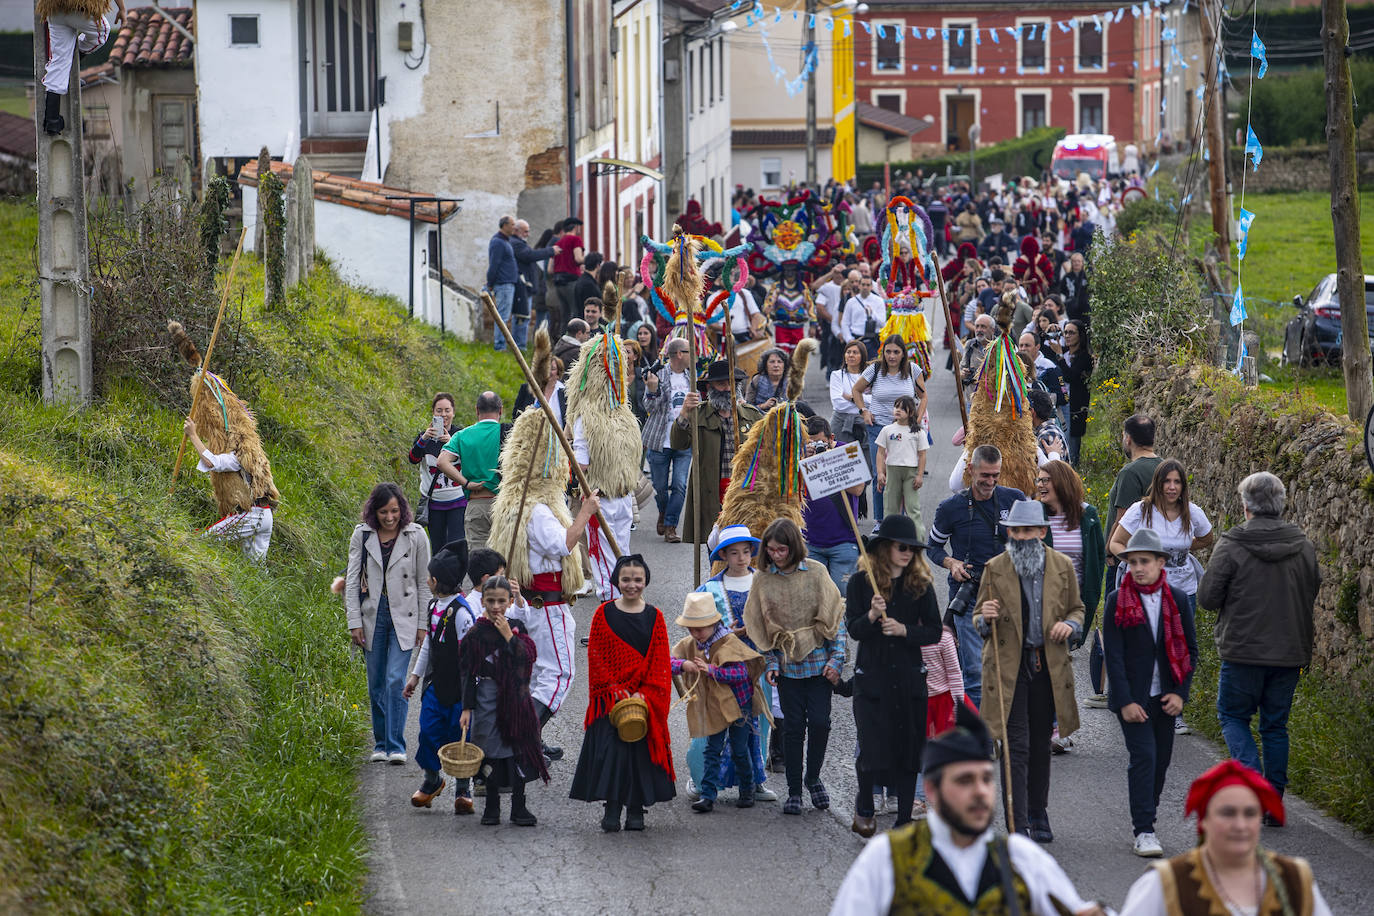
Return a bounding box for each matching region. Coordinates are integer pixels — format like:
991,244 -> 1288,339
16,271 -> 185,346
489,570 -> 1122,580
1153,848 -> 1314,916
888,820 -> 1032,916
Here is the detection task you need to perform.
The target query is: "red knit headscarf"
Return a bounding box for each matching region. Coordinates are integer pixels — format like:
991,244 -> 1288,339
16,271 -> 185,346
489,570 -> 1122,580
1185,760 -> 1285,834
1115,565 -> 1193,685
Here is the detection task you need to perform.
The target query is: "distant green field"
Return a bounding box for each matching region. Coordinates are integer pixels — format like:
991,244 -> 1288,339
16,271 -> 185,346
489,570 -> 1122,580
0,83 -> 29,118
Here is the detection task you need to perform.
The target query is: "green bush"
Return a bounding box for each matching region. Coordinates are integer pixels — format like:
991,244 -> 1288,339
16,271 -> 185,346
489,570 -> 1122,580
1237,60 -> 1374,148
1087,230 -> 1207,379
1115,197 -> 1177,239
0,197 -> 524,911
858,126 -> 1065,185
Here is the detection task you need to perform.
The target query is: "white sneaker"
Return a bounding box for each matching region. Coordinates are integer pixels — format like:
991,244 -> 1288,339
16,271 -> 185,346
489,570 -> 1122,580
686,779 -> 701,801
387,752 -> 407,765
1134,832 -> 1164,857
1174,717 -> 1191,735
575,581 -> 595,597
755,785 -> 778,802
1085,693 -> 1109,709
369,750 -> 388,763
885,794 -> 900,814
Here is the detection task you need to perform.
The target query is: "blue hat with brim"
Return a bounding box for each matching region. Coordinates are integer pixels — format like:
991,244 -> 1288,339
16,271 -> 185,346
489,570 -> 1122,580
710,524 -> 761,561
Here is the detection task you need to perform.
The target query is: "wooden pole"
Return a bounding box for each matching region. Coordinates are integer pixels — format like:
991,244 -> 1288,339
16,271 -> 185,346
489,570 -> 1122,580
170,226 -> 248,490
933,263 -> 970,432
989,618 -> 1016,833
723,314 -> 742,451
480,292 -> 623,558
838,489 -> 876,594
1198,0 -> 1231,256
1323,0 -> 1373,422
687,303 -> 703,584
506,413 -> 545,567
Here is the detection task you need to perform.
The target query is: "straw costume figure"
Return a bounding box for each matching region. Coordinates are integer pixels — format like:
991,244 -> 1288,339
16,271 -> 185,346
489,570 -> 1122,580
715,337 -> 818,544
487,408 -> 592,720
170,320 -> 280,559
958,293 -> 1038,497
37,0 -> 122,135
566,328 -> 641,600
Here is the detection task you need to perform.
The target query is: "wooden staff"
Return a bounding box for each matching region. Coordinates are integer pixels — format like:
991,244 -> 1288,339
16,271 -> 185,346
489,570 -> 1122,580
722,311 -> 742,452
836,484 -> 876,593
933,263 -> 970,432
505,413 -> 545,567
687,301 -> 703,584
480,292 -> 622,558
170,226 -> 248,491
989,617 -> 1016,833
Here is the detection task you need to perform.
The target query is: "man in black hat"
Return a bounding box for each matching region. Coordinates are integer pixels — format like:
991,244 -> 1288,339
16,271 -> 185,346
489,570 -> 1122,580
830,704 -> 1103,916
670,360 -> 763,545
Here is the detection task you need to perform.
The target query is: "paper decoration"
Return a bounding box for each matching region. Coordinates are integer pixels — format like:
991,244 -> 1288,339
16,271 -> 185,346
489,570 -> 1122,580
1245,125 -> 1264,171
1230,286 -> 1247,326
1251,30 -> 1268,79
1236,208 -> 1256,261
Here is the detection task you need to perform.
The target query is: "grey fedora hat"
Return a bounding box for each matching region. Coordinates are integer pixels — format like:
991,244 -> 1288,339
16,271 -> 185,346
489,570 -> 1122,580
1120,528 -> 1168,558
1004,499 -> 1048,528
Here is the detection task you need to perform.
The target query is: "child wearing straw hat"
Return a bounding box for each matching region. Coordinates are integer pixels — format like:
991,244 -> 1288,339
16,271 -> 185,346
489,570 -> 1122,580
671,592 -> 769,813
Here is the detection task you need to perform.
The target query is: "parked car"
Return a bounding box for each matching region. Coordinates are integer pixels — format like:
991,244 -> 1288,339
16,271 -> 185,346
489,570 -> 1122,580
1280,273 -> 1374,367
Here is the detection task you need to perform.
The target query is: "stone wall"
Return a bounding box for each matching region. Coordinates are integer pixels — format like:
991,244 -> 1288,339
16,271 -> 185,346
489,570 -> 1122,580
1224,147 -> 1374,193
1131,363 -> 1373,676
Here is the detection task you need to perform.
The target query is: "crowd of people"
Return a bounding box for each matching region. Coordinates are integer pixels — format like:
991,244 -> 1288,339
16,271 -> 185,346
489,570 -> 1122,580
335,174 -> 1334,915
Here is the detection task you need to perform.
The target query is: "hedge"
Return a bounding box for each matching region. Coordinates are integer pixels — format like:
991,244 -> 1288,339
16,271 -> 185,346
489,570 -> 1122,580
857,127 -> 1065,186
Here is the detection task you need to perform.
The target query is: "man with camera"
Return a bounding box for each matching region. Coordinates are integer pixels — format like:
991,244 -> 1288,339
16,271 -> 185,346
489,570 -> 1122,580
926,445 -> 1026,709
640,337 -> 693,543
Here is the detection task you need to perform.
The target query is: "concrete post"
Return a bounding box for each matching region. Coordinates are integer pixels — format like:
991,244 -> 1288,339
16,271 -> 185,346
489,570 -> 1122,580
34,15 -> 92,405
284,178 -> 301,287
294,155 -> 316,276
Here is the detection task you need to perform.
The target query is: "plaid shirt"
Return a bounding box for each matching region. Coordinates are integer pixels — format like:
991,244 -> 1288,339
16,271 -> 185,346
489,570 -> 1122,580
671,624 -> 753,713
718,411 -> 737,478
761,561 -> 848,678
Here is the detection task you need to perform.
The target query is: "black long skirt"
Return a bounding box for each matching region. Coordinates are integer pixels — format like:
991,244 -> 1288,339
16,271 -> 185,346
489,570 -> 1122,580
568,716 -> 676,807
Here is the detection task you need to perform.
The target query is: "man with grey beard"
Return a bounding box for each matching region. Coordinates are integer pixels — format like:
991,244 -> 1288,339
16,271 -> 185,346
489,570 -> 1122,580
671,360 -> 763,545
972,500 -> 1084,845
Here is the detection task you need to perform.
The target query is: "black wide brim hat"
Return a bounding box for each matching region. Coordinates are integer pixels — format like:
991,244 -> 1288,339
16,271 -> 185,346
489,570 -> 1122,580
697,360 -> 746,391
863,515 -> 926,553
428,539 -> 470,592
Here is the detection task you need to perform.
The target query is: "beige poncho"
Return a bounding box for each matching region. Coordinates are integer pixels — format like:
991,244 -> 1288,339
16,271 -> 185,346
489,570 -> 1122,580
742,562 -> 844,663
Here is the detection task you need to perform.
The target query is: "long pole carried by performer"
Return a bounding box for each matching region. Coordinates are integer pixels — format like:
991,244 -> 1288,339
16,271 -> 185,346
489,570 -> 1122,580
989,617 -> 1016,833
687,300 -> 703,584
480,292 -> 623,558
933,264 -> 970,432
170,226 -> 248,491
722,318 -> 742,452
506,413 -> 545,565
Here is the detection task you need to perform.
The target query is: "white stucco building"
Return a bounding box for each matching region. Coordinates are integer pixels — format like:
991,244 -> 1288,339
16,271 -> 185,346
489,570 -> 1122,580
663,2 -> 734,233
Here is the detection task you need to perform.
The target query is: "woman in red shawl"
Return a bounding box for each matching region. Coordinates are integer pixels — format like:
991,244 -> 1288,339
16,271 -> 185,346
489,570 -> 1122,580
570,555 -> 676,831
1013,234 -> 1055,306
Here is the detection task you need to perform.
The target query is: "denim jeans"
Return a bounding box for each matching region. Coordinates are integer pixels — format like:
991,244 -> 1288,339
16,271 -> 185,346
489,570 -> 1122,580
1118,694 -> 1176,834
646,446 -> 691,527
950,583 -> 983,709
777,675 -> 833,796
415,685 -> 469,794
808,542 -> 859,592
1217,661 -> 1301,794
364,594 -> 412,755
491,283 -> 516,351
701,719 -> 754,801
865,422 -> 885,520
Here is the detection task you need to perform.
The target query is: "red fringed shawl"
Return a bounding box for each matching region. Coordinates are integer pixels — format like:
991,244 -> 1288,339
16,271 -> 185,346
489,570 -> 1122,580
584,602 -> 675,781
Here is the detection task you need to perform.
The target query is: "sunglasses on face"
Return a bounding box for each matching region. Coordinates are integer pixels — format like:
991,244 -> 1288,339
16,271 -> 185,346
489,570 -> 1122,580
892,543 -> 916,553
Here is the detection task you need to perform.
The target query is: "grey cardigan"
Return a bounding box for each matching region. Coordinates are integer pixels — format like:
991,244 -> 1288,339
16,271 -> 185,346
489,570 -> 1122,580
344,522 -> 433,652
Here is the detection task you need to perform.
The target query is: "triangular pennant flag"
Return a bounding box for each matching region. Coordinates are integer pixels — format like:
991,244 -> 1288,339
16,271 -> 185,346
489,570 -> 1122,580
957,28 -> 965,46
895,27 -> 903,42
927,28 -> 935,39
1230,285 -> 1247,326
843,20 -> 850,37
1245,125 -> 1264,170
1251,30 -> 1268,79
912,26 -> 921,39
990,28 -> 999,43
1233,337 -> 1246,376
1236,207 -> 1256,261
808,13 -> 815,27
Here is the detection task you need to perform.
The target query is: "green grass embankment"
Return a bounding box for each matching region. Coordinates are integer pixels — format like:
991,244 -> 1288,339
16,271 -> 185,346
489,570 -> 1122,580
0,198 -> 522,912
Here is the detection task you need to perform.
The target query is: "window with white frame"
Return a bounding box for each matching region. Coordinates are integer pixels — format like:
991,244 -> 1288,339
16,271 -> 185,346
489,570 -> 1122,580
874,21 -> 902,71
761,158 -> 782,188
1077,92 -> 1104,133
943,19 -> 975,72
1021,93 -> 1047,131
1017,18 -> 1049,71
1077,21 -> 1104,70
229,14 -> 259,46
875,92 -> 903,113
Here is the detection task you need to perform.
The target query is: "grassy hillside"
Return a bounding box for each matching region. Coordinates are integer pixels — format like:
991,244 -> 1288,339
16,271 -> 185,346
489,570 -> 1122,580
0,197 -> 523,912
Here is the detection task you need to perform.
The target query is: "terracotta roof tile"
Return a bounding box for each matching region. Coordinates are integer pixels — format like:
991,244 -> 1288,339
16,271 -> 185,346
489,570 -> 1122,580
237,160 -> 460,225
856,101 -> 933,138
0,111 -> 36,161
732,128 -> 836,148
107,6 -> 195,70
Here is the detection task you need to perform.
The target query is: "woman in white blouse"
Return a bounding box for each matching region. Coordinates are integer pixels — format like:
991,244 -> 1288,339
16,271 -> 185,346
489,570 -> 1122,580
828,340 -> 869,446
850,335 -> 928,525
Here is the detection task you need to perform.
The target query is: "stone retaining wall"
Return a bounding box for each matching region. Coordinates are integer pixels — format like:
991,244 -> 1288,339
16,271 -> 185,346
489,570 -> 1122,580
1132,363 -> 1373,676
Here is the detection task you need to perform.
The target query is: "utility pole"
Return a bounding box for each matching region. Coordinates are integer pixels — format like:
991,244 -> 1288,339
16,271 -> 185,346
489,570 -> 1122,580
33,14 -> 92,405
1324,0 -> 1372,421
804,0 -> 817,185
1198,0 -> 1230,256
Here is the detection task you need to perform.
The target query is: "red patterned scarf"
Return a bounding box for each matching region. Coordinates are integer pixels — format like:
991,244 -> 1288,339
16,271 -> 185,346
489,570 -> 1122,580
584,602 -> 675,781
1115,568 -> 1192,684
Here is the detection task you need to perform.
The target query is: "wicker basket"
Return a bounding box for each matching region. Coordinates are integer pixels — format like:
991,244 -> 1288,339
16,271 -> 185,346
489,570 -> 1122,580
438,730 -> 484,778
609,696 -> 650,743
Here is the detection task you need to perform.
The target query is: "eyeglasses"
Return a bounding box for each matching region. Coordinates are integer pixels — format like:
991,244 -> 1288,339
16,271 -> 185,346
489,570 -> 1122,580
1035,476 -> 1052,484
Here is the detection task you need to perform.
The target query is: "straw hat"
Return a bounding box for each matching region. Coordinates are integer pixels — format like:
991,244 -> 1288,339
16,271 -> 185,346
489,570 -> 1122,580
675,591 -> 723,628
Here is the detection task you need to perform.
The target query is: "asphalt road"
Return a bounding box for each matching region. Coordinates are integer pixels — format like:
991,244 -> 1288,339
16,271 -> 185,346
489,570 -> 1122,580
359,321 -> 1373,915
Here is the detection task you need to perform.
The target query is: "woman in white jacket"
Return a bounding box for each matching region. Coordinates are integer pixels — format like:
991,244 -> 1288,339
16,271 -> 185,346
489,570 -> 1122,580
346,482 -> 432,764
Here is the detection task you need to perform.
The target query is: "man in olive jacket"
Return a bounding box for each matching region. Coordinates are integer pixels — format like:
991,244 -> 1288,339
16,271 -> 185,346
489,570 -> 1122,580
670,361 -> 762,544
1197,472 -> 1319,810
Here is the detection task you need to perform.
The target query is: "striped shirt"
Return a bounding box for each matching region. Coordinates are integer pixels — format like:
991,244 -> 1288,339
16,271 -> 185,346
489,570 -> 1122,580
1047,512 -> 1085,583
860,364 -> 922,426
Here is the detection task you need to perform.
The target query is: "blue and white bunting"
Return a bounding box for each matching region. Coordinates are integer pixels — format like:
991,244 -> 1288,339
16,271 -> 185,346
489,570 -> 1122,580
1230,286 -> 1247,326
1251,30 -> 1268,79
1245,125 -> 1264,171
1236,208 -> 1256,261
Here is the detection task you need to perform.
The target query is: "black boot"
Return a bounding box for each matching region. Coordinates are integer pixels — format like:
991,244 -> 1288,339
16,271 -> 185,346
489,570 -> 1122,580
43,91 -> 65,136
509,781 -> 536,826
601,801 -> 623,832
624,804 -> 646,831
481,788 -> 502,825
769,721 -> 786,774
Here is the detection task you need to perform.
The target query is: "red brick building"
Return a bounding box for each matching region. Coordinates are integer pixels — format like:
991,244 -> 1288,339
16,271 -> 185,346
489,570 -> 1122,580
856,1 -> 1166,159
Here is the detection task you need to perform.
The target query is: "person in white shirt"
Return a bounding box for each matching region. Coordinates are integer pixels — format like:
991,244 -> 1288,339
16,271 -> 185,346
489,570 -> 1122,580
828,339 -> 869,446
840,275 -> 886,356
729,283 -> 765,342
830,704 -> 1104,916
812,262 -> 847,371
